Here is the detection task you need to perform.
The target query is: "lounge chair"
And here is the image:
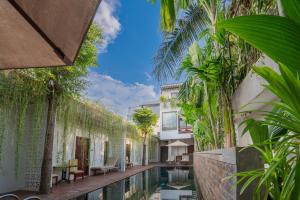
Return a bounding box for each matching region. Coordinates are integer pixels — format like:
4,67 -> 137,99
23,197 -> 41,200
180,155 -> 190,165
0,194 -> 20,200
0,194 -> 41,200
166,156 -> 175,165
91,157 -> 119,175
52,173 -> 59,185
68,159 -> 84,182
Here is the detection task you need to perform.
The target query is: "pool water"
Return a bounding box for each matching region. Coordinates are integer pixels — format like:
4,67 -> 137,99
72,167 -> 199,200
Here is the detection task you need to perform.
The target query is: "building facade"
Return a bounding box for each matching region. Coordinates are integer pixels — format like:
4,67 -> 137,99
159,84 -> 194,163
131,83 -> 194,164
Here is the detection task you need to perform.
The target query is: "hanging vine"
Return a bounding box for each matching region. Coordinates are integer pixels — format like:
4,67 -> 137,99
0,69 -> 142,172
0,71 -> 47,175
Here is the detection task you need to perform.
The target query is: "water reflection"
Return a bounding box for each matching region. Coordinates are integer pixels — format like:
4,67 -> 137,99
72,167 -> 197,200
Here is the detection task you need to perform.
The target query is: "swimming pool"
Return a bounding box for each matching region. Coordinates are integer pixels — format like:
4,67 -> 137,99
71,167 -> 199,200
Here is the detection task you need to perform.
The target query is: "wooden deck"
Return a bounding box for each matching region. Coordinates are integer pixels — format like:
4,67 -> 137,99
15,165 -> 156,200
11,163 -> 192,200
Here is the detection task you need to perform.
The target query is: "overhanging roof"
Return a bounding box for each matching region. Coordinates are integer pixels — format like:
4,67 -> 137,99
0,0 -> 101,70
167,140 -> 188,147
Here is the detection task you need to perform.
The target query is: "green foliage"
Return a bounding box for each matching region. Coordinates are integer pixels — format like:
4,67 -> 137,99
74,23 -> 102,68
220,15 -> 300,71
152,0 -> 270,148
242,119 -> 269,146
56,97 -> 140,164
281,0 -> 300,26
153,4 -> 208,81
132,107 -> 158,137
0,71 -> 47,175
160,0 -> 176,32
149,0 -> 192,32
232,65 -> 300,199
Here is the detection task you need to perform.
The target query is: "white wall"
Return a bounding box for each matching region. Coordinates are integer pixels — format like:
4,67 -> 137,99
168,146 -> 187,161
0,102 -> 47,193
0,101 -> 150,194
232,55 -> 279,146
160,87 -> 193,140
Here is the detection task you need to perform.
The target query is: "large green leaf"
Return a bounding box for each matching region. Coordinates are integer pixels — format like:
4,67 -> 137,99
160,0 -> 176,32
242,119 -> 269,145
291,152 -> 300,200
220,15 -> 300,72
281,0 -> 300,26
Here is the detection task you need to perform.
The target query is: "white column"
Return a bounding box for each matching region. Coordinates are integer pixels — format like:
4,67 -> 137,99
145,137 -> 149,165
120,130 -> 126,172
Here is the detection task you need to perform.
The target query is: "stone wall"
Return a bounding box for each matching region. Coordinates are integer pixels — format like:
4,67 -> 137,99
193,147 -> 263,200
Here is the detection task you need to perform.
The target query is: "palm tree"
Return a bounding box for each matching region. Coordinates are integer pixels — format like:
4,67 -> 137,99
176,42 -> 221,148
151,0 -> 276,147
132,107 -> 158,166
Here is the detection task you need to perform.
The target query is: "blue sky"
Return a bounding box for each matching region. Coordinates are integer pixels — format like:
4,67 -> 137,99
84,0 -> 163,116
95,0 -> 162,85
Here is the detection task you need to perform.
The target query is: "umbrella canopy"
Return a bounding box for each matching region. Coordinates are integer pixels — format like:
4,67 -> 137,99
167,140 -> 188,147
167,184 -> 191,190
0,0 -> 101,69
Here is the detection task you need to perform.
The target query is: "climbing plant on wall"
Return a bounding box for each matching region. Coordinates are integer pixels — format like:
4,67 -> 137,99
55,97 -> 141,165
0,71 -> 48,176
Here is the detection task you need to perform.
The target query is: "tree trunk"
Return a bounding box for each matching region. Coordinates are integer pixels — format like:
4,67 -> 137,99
39,86 -> 57,194
142,134 -> 147,166
204,82 -> 218,148
277,0 -> 284,16
222,90 -> 235,148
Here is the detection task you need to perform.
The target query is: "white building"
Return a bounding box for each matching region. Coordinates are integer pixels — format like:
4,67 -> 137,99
132,83 -> 194,163
159,84 -> 194,163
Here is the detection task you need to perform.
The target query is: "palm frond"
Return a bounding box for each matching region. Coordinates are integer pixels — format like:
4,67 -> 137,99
153,4 -> 209,81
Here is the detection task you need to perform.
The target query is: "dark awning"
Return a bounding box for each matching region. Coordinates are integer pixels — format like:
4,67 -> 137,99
0,0 -> 101,70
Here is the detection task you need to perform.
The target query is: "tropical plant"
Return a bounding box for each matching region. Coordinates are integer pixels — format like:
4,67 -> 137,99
217,1 -> 300,198
39,23 -> 102,194
132,107 -> 158,166
230,64 -> 300,200
149,0 -> 276,148
177,43 -> 220,149
220,0 -> 300,72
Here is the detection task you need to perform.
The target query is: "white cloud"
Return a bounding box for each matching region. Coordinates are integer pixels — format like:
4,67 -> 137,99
83,72 -> 158,117
94,0 -> 121,51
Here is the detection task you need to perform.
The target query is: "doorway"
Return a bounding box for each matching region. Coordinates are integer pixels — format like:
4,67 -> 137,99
104,141 -> 109,165
187,145 -> 194,154
75,137 -> 90,175
126,143 -> 131,162
160,146 -> 168,162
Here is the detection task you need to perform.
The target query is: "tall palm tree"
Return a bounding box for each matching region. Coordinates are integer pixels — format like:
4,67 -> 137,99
152,0 -> 276,147
177,42 -> 221,148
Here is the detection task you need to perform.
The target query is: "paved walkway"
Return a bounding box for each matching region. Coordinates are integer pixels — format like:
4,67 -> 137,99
16,165 -> 156,200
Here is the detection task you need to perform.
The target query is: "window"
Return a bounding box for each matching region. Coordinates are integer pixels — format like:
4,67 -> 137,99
171,92 -> 179,99
179,117 -> 192,133
162,112 -> 177,130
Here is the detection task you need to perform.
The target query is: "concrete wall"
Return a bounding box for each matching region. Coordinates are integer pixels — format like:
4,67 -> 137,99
193,148 -> 263,200
232,55 -> 279,146
0,102 -> 47,193
0,101 -> 155,194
